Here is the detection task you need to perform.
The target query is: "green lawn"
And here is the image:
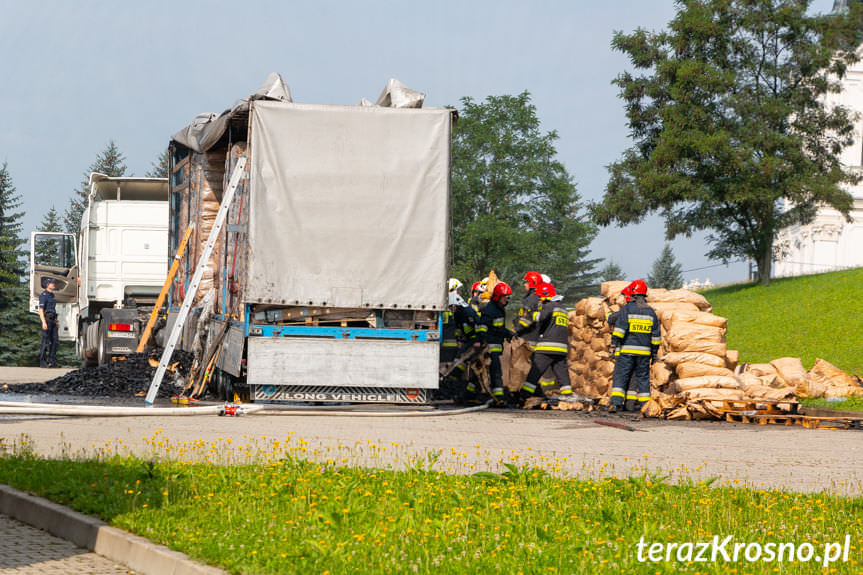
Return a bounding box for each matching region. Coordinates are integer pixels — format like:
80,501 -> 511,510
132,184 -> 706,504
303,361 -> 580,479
701,267 -> 863,375
800,396 -> 863,413
0,447 -> 862,574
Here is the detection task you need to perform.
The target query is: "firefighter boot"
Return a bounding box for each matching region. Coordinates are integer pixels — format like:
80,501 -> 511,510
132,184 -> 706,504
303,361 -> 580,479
624,398 -> 637,412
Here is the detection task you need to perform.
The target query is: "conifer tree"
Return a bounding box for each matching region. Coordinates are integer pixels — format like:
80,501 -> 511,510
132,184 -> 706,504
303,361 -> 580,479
647,245 -> 684,290
0,162 -> 25,309
65,140 -> 127,233
145,148 -> 170,179
0,163 -> 41,366
599,260 -> 625,283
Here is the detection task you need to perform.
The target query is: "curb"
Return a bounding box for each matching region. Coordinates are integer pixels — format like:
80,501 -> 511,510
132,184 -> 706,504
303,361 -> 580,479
0,484 -> 226,575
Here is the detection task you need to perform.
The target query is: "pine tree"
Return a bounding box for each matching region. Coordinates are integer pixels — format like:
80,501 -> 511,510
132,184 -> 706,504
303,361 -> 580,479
34,206 -> 64,267
647,245 -> 684,290
0,163 -> 25,309
0,163 -> 42,366
599,260 -> 625,282
65,140 -> 127,233
145,148 -> 170,179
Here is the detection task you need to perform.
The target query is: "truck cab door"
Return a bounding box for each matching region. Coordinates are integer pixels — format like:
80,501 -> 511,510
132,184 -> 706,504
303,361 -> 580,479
30,232 -> 79,342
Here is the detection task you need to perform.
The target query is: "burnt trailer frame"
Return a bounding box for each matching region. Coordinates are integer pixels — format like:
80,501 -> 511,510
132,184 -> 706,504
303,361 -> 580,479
166,80 -> 452,403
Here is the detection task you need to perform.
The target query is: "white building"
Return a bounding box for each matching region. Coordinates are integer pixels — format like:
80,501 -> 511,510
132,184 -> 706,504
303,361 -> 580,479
773,21 -> 863,278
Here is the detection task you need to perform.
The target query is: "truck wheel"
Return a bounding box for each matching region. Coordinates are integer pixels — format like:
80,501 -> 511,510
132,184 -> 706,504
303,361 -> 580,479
78,323 -> 97,368
97,322 -> 109,366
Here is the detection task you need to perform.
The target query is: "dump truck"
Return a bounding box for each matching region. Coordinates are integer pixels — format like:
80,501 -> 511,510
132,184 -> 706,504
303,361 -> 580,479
163,74 -> 452,403
29,174 -> 170,365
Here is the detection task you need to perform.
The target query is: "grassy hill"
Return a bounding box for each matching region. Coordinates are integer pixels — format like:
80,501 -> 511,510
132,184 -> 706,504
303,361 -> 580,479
699,267 -> 863,376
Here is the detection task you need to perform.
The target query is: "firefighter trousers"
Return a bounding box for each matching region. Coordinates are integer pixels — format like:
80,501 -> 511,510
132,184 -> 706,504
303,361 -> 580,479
522,352 -> 570,396
489,351 -> 504,398
611,354 -> 650,408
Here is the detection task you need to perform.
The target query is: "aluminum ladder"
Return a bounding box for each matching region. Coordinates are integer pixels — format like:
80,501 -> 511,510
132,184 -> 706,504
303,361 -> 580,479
145,155 -> 247,405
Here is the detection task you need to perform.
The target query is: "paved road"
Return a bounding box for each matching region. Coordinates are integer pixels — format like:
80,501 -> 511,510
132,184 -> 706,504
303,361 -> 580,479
0,367 -> 862,495
0,403 -> 861,495
0,513 -> 132,574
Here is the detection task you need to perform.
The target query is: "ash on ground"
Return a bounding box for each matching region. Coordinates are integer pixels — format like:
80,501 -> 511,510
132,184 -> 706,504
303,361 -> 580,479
0,351 -> 194,399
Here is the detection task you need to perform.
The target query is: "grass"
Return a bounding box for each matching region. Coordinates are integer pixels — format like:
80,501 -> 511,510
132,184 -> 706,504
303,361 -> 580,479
0,437 -> 862,574
700,267 -> 863,375
800,396 -> 863,413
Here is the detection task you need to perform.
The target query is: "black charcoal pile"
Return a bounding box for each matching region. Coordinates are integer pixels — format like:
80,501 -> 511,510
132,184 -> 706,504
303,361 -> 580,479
1,351 -> 195,398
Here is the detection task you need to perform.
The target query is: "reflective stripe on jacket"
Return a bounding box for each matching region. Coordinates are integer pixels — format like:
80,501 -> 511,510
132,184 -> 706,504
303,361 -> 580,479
611,298 -> 660,356
533,298 -> 569,355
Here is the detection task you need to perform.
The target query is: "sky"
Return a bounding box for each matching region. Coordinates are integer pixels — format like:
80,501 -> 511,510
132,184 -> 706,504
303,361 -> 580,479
0,0 -> 837,286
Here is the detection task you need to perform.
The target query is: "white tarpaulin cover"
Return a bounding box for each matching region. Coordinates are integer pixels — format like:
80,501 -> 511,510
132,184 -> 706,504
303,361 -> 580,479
247,101 -> 451,310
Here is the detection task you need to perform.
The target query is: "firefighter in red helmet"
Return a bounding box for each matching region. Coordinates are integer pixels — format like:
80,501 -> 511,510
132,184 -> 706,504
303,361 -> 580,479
516,282 -> 572,406
515,271 -> 542,344
469,278 -> 489,314
609,279 -> 660,413
476,281 -> 514,403
606,281 -> 640,411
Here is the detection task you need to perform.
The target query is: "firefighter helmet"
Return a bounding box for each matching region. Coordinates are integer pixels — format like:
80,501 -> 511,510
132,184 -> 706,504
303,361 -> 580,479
522,271 -> 542,290
629,279 -> 648,296
537,282 -> 556,300
448,292 -> 466,307
620,283 -> 634,302
448,278 -> 463,292
491,281 -> 513,302
471,281 -> 482,293
540,273 -> 551,283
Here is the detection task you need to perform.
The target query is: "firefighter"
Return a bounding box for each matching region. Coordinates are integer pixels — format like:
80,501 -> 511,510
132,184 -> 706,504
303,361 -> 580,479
515,271 -> 542,341
476,281 -> 514,404
517,282 -> 572,405
606,282 -> 640,411
448,278 -> 463,295
451,292 -> 481,400
609,279 -> 660,413
515,271 -> 556,391
469,278 -> 489,314
440,292 -> 461,364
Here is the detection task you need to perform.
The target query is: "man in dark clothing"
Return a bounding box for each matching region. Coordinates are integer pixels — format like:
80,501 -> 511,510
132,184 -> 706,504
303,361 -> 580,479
476,281 -> 513,404
517,282 -> 571,406
609,279 -> 660,413
38,278 -> 59,368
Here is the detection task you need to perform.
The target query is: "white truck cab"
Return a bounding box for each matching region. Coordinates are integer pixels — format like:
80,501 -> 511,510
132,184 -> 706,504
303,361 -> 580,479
29,174 -> 169,365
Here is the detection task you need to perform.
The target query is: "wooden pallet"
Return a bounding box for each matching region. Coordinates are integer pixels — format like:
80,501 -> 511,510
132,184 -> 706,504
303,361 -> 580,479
725,412 -> 802,426
720,398 -> 799,415
800,416 -> 863,430
724,411 -> 863,430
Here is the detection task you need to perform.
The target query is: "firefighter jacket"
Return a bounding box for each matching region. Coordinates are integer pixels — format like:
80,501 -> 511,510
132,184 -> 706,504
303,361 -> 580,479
453,304 -> 479,343
611,297 -> 661,357
441,309 -> 459,351
524,296 -> 569,355
469,294 -> 487,315
515,290 -> 541,343
476,300 -> 513,353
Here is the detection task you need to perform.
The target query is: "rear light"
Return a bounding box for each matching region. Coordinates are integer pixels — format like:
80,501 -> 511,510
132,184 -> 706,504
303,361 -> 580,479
108,323 -> 134,332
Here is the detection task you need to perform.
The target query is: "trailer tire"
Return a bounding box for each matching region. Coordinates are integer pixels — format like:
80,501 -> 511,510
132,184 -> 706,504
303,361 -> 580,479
78,322 -> 97,368
97,321 -> 109,366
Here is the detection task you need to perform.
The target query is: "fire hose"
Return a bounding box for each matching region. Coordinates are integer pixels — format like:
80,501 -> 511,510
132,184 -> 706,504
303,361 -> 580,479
0,400 -> 491,418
